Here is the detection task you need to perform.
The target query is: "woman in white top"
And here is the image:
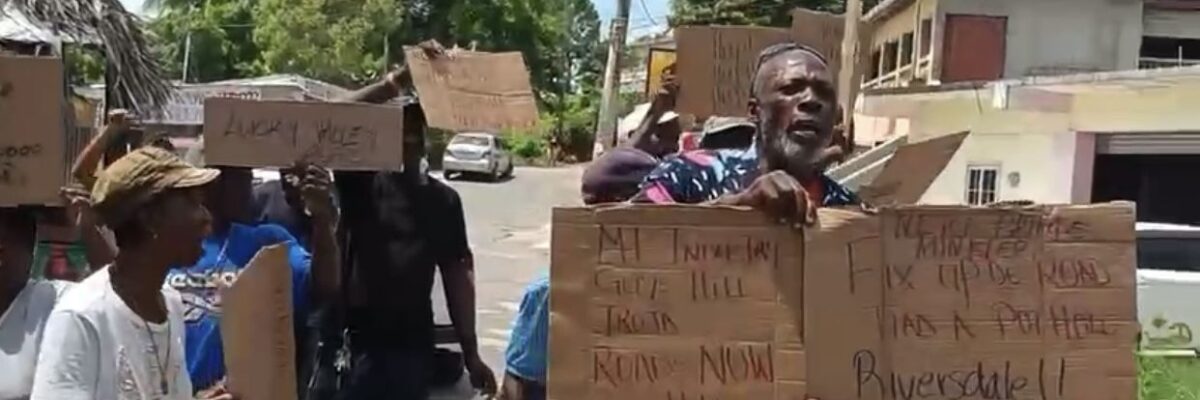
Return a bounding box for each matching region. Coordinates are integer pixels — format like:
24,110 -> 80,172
0,207 -> 73,400
31,147 -> 232,400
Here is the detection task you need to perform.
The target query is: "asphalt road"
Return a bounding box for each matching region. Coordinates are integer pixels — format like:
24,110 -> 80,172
428,165 -> 584,398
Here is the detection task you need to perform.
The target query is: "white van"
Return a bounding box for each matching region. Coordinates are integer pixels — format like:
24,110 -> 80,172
1136,222 -> 1200,356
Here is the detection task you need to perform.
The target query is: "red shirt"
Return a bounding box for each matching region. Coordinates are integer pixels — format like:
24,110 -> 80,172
679,131 -> 700,152
801,177 -> 825,205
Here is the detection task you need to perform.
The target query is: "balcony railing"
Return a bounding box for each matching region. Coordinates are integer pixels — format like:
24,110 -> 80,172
863,56 -> 933,89
1139,57 -> 1200,69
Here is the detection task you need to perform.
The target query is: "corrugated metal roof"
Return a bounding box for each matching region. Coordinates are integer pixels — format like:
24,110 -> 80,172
201,74 -> 351,100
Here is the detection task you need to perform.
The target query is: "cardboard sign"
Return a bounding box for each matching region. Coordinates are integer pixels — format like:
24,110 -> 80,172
790,9 -> 846,81
645,48 -> 677,97
859,132 -> 969,205
0,55 -> 66,206
202,98 -> 403,170
220,245 -> 298,400
405,47 -> 540,132
804,204 -> 1137,400
548,206 -> 808,400
675,26 -> 792,119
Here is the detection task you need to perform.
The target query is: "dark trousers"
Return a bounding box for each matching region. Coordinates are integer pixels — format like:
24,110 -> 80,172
335,332 -> 433,400
500,372 -> 546,400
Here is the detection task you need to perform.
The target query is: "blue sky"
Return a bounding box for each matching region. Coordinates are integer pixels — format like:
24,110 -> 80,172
120,0 -> 141,12
120,0 -> 670,39
594,0 -> 671,39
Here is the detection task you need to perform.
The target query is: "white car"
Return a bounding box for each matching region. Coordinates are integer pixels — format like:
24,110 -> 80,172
443,133 -> 514,181
1136,222 -> 1200,356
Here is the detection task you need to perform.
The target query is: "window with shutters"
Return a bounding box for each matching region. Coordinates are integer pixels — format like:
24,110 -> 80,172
966,165 -> 999,205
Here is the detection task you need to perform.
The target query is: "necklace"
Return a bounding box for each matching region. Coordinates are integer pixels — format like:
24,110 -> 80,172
143,318 -> 172,395
110,270 -> 172,395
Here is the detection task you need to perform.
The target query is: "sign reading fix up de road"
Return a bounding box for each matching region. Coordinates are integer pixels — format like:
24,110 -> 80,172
805,204 -> 1137,400
0,55 -> 67,206
404,47 -> 540,133
548,204 -> 1136,400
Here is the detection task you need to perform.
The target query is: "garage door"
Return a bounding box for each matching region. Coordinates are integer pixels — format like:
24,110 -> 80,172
1096,133 -> 1200,155
1145,9 -> 1200,40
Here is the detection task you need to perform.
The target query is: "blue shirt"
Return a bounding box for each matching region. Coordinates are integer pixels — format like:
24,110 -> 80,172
165,222 -> 312,391
504,273 -> 549,383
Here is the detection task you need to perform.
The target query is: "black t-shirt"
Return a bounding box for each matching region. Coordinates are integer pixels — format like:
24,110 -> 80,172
335,172 -> 470,348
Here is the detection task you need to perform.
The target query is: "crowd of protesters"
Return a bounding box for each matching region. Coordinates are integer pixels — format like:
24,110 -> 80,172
0,39 -> 854,400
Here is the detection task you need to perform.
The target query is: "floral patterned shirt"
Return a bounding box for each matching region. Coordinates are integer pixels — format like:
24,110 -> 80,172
636,145 -> 860,206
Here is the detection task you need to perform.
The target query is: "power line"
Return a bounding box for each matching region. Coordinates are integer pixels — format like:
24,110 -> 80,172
637,0 -> 659,26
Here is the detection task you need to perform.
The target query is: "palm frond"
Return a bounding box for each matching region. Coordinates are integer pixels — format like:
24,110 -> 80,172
1,0 -> 171,112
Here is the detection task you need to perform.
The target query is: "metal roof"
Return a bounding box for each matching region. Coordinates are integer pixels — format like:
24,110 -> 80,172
199,74 -> 351,101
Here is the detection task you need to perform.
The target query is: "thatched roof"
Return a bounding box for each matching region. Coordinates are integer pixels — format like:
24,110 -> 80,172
0,0 -> 170,112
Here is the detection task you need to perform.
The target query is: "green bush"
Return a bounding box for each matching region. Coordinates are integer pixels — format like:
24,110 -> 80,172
510,133 -> 547,160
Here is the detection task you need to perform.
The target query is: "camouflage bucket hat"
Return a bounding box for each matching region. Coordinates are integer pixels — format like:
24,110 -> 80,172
90,146 -> 220,227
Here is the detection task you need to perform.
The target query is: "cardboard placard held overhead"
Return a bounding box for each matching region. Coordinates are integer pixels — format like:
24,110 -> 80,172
675,26 -> 792,119
804,203 -> 1137,400
220,245 -> 298,400
202,98 -> 403,170
405,47 -> 540,132
790,8 -> 846,81
0,55 -> 67,206
645,48 -> 677,97
548,206 -> 809,400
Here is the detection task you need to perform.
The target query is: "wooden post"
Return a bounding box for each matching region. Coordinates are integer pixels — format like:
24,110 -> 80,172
839,0 -> 864,153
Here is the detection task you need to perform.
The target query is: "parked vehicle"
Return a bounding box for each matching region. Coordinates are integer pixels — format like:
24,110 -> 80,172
1136,222 -> 1200,356
443,133 -> 514,181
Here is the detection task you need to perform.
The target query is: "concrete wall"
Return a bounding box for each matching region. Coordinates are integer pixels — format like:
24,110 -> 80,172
939,0 -> 1142,78
855,90 -> 1078,204
919,131 -> 1083,204
859,89 -> 1072,143
857,73 -> 1200,205
1072,80 -> 1200,132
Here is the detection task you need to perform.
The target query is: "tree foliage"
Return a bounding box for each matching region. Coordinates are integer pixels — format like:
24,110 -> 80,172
670,0 -> 881,27
252,0 -> 401,85
147,0 -> 258,83
147,0 -> 603,97
147,0 -> 605,158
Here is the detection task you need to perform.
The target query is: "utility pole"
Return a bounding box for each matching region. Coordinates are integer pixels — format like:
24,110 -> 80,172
593,0 -> 631,158
838,0 -> 864,154
182,31 -> 193,83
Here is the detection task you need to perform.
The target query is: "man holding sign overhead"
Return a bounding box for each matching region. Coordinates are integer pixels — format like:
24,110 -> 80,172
330,41 -> 497,400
